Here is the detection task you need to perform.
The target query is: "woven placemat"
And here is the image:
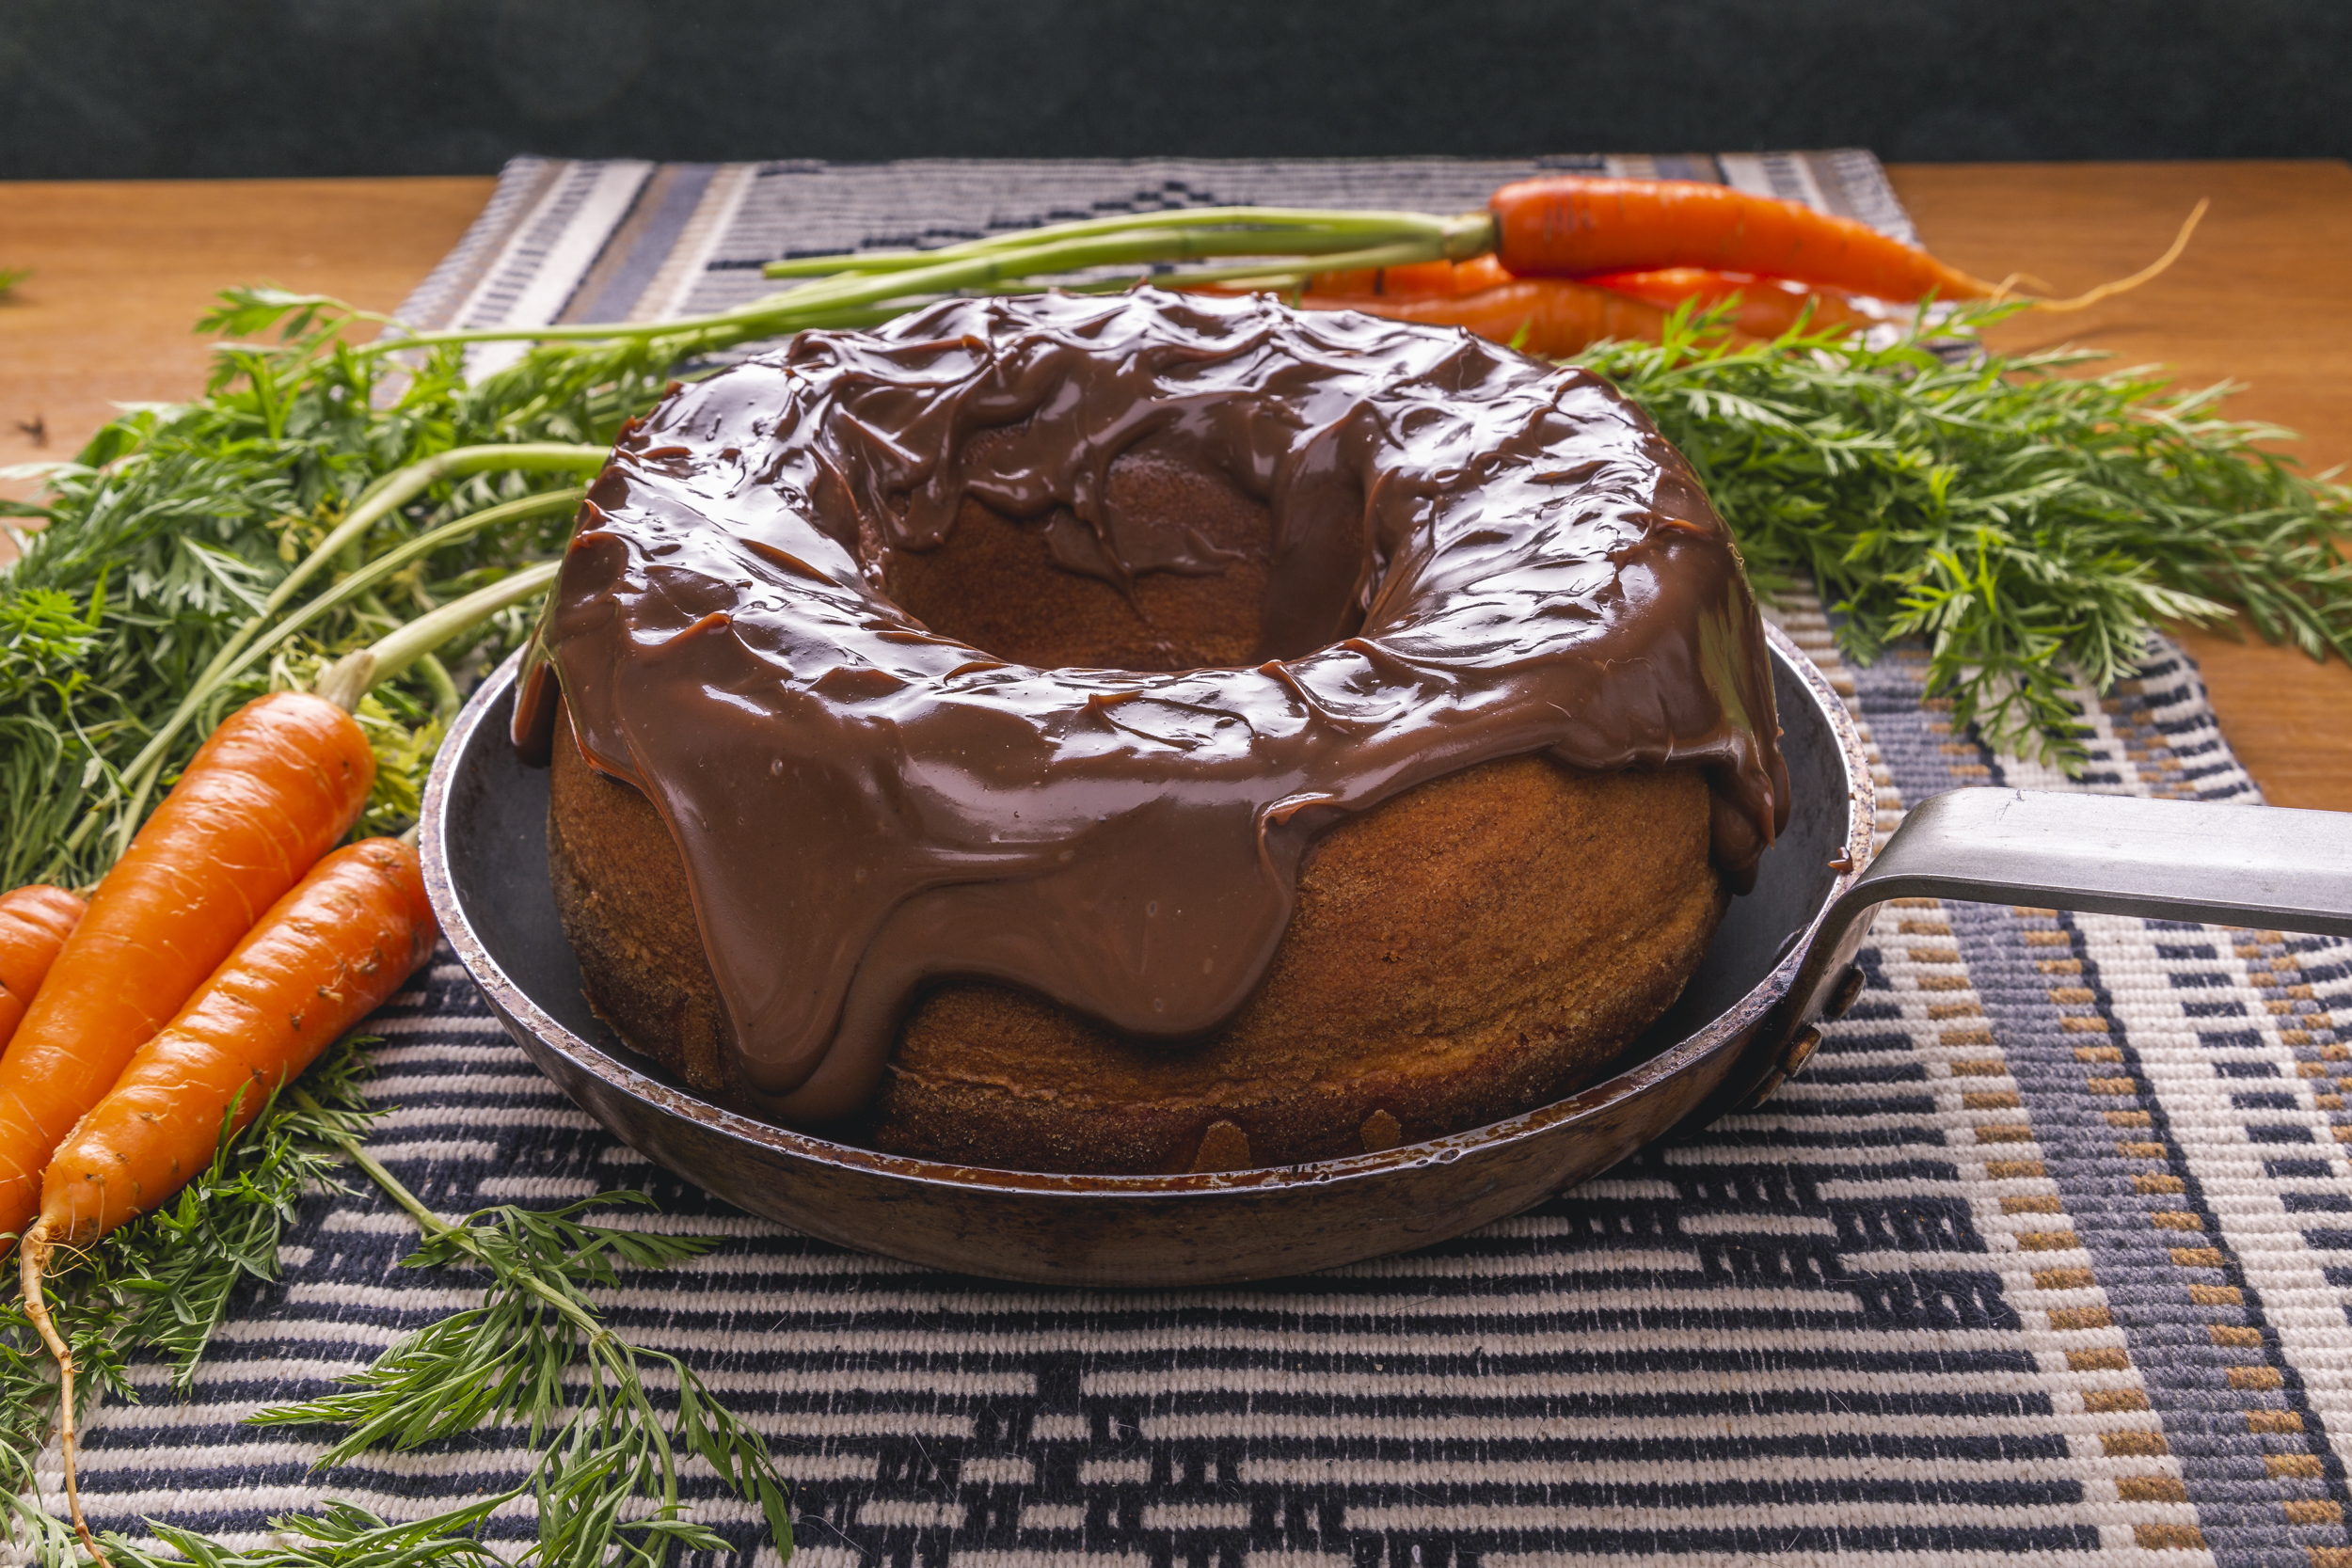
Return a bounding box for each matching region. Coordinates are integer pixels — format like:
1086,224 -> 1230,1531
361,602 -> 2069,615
56,154 -> 2352,1568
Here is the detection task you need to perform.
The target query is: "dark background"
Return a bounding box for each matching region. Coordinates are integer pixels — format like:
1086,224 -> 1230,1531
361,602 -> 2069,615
0,0 -> 2344,179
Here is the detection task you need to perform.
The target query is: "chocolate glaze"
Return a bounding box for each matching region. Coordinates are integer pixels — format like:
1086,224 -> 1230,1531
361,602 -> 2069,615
526,288 -> 1788,1125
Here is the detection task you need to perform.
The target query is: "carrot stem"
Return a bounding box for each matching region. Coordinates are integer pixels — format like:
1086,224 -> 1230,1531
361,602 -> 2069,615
758,206 -> 1486,278
264,445 -> 601,621
1068,233 -> 1484,295
199,490 -> 578,707
289,1090 -> 617,1350
372,210 -> 1492,356
417,651 -> 464,718
313,1112 -> 437,1231
60,444 -> 603,870
84,488 -> 580,868
314,559 -> 561,713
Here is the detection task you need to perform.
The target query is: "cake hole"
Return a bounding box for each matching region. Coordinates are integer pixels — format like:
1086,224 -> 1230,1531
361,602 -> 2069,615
884,440 -> 1365,673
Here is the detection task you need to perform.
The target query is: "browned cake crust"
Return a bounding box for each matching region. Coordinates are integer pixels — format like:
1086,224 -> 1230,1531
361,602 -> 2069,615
549,709 -> 1725,1175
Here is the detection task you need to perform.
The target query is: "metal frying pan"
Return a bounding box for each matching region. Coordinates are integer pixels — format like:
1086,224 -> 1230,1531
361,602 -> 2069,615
421,629 -> 2352,1286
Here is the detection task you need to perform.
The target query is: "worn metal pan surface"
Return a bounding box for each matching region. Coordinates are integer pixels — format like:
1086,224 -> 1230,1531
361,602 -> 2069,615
421,627 -> 2352,1286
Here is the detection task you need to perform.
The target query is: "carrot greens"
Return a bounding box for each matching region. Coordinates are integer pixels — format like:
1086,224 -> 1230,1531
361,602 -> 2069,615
0,1041 -> 791,1568
1584,303 -> 2352,764
250,1114 -> 792,1568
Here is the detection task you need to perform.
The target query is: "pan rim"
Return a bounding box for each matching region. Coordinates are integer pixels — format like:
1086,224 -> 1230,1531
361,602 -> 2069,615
421,619 -> 1873,1204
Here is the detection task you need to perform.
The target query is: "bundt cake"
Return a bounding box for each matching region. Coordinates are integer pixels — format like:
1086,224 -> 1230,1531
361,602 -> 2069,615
514,287 -> 1788,1175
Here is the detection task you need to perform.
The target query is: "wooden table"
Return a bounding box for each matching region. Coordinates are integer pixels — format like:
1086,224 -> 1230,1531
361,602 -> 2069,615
3,162 -> 2348,807
1893,162 -> 2352,813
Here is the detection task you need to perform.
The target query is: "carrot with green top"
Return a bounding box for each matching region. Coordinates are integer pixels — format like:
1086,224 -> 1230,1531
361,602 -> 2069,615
0,691 -> 373,1243
0,888 -> 86,1052
4,563 -> 555,1562
0,562 -> 548,1259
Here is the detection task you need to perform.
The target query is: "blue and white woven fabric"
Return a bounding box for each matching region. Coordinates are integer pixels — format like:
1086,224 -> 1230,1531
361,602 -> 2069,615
53,155 -> 2352,1568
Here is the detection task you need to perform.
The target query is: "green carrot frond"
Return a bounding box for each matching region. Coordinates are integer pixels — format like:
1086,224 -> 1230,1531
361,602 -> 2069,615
1579,302 -> 2352,768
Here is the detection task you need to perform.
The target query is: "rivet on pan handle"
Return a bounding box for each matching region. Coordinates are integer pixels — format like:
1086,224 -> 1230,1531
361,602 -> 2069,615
1758,786 -> 2352,1103
1741,1024 -> 1824,1110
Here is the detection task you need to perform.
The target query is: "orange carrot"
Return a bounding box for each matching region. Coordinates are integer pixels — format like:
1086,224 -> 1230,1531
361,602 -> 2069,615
21,834 -> 432,1560
37,837 -> 435,1247
1299,277 -> 1705,359
0,888 -> 87,1053
0,691 -> 373,1242
1489,174 -> 1995,302
1305,258 -> 1871,341
1579,268 -> 1876,339
1307,255 -> 1512,298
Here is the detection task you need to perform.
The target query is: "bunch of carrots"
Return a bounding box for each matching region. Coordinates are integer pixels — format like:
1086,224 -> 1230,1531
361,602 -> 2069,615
745,173 -> 2201,367
1270,174 -> 2201,356
0,680 -> 437,1555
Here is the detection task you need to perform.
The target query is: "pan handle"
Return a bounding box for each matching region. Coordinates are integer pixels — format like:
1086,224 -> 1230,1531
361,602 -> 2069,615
1740,788 -> 2352,1111
1829,786 -> 2352,942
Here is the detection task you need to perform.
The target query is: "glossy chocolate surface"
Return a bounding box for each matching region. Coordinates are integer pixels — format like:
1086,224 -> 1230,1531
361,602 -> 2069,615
530,288 -> 1788,1123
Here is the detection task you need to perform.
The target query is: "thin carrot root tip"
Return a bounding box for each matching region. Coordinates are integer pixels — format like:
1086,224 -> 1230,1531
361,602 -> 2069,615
17,1225 -> 111,1567
1987,271 -> 2058,301
2027,198 -> 2208,314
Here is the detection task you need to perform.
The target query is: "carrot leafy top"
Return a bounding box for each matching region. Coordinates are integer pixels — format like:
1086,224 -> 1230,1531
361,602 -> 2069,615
1585,300 -> 2352,768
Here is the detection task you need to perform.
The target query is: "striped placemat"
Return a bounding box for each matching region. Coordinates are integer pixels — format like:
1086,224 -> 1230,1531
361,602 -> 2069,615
55,154 -> 2352,1568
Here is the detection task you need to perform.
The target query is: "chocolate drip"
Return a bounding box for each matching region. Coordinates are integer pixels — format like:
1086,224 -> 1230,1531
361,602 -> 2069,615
541,289 -> 1789,1124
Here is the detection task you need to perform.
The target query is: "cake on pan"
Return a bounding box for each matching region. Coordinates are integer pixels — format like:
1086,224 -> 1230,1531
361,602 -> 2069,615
515,288 -> 1788,1174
